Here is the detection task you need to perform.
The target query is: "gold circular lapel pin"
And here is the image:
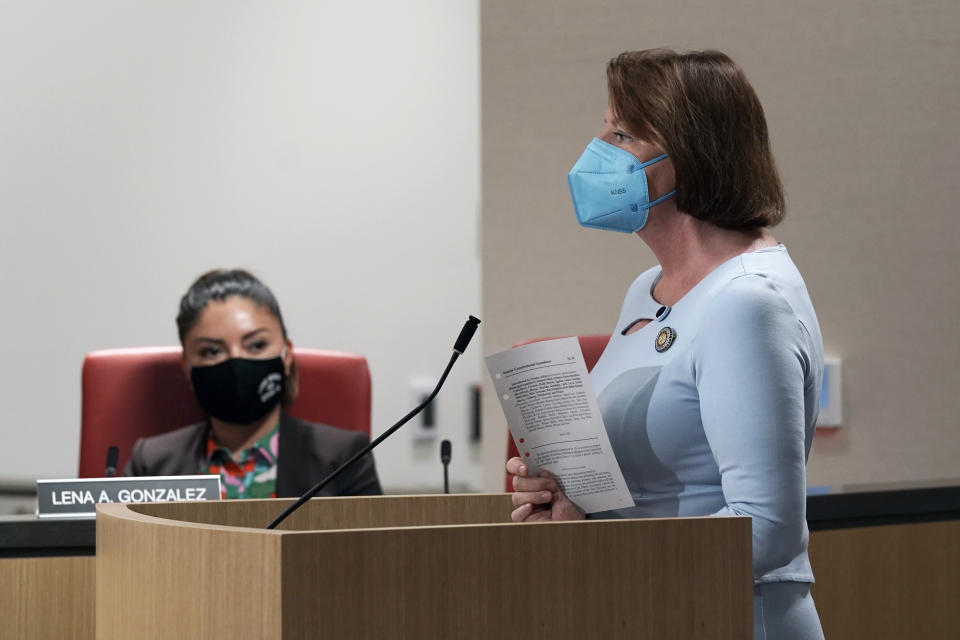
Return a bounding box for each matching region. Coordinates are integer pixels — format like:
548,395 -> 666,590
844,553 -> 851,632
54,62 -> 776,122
655,327 -> 676,352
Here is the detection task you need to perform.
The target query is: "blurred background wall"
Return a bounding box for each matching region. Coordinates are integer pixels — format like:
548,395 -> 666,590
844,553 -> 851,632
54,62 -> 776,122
2,0 -> 957,496
0,0 -> 483,493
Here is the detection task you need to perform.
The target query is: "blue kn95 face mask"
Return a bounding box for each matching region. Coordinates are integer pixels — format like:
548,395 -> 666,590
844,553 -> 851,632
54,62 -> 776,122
567,137 -> 676,233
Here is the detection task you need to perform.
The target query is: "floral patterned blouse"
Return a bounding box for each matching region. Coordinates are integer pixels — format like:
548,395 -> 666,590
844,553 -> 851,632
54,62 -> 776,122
201,423 -> 279,499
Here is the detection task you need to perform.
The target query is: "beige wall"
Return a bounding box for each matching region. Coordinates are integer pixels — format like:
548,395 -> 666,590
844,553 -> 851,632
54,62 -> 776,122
480,0 -> 960,490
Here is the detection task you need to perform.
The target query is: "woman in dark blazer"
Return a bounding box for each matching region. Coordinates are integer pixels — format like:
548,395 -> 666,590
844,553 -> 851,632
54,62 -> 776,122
124,269 -> 380,499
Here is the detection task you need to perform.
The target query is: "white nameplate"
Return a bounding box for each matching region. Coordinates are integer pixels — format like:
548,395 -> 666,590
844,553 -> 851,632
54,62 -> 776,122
36,475 -> 222,519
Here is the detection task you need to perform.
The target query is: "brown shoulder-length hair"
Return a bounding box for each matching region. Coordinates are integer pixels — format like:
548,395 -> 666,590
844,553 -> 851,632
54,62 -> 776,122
607,49 -> 785,229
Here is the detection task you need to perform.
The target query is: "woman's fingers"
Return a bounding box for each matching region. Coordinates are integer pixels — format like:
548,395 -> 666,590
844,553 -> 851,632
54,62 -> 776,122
511,490 -> 554,509
508,463 -> 583,523
505,457 -> 529,477
510,502 -> 533,522
524,508 -> 555,522
512,474 -> 556,493
552,492 -> 585,520
511,501 -> 556,522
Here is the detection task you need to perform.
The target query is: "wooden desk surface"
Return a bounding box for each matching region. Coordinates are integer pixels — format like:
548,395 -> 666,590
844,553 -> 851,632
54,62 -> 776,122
0,555 -> 95,640
810,519 -> 960,640
2,483 -> 959,640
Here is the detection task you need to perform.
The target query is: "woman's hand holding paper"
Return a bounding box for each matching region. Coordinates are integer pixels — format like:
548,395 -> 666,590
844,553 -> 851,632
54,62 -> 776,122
507,457 -> 584,522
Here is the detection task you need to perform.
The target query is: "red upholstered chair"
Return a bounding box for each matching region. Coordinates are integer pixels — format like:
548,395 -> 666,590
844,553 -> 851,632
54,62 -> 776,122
505,334 -> 611,491
78,347 -> 371,478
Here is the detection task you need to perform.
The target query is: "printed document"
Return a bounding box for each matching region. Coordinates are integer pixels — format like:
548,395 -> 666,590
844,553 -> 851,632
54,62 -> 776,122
486,337 -> 634,514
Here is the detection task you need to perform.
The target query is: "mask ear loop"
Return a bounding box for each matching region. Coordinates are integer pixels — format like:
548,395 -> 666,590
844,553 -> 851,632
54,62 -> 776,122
643,190 -> 676,209
634,153 -> 675,210
636,153 -> 669,169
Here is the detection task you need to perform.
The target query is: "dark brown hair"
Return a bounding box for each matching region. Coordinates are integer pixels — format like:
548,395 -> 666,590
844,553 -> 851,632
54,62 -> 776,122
607,49 -> 785,229
177,269 -> 298,406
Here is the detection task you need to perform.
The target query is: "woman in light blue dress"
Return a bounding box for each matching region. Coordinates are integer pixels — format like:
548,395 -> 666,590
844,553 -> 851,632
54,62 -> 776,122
507,49 -> 825,640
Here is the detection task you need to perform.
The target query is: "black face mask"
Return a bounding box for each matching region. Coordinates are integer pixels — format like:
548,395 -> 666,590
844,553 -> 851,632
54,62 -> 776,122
190,356 -> 286,425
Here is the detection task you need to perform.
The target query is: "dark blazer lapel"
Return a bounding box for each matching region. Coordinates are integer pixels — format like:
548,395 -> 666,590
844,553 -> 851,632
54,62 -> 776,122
188,422 -> 210,475
276,413 -> 305,497
273,413 -> 381,498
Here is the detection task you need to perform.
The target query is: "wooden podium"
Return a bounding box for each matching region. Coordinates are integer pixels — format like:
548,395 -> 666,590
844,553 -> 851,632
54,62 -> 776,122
96,495 -> 751,639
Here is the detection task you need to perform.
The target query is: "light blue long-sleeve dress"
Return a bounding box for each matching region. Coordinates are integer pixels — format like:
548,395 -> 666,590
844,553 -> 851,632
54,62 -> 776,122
589,244 -> 825,639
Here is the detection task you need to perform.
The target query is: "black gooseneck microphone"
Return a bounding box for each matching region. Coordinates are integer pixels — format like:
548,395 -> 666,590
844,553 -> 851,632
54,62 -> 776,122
266,315 -> 481,530
105,446 -> 120,477
440,439 -> 452,494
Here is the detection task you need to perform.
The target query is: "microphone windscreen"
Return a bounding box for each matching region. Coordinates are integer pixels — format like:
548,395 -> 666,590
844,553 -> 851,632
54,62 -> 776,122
105,445 -> 120,477
440,439 -> 452,464
453,315 -> 481,354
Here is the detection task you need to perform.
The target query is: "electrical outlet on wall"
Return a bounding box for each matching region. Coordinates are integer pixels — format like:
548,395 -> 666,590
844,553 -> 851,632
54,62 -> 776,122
469,383 -> 482,443
816,358 -> 842,428
409,377 -> 438,442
